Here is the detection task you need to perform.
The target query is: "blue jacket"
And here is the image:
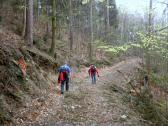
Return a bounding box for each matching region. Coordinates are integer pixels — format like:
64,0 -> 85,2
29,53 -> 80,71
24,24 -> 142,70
58,64 -> 71,74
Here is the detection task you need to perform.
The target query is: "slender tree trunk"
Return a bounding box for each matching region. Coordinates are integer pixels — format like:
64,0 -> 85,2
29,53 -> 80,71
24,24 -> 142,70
25,0 -> 33,47
49,0 -> 56,56
22,0 -> 27,37
106,0 -> 110,43
89,0 -> 93,61
37,0 -> 41,17
0,0 -> 3,8
149,0 -> 153,35
120,15 -> 124,42
69,0 -> 73,52
107,0 -> 110,27
146,0 -> 153,78
167,12 -> 168,72
46,0 -> 50,38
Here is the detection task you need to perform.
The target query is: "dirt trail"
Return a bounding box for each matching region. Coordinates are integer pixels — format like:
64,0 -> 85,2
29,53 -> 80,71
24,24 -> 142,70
15,58 -> 148,126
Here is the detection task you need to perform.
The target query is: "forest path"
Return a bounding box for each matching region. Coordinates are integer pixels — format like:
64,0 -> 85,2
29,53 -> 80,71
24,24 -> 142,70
15,58 -> 148,126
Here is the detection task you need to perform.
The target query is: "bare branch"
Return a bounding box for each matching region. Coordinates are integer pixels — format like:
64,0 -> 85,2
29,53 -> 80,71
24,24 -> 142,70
153,25 -> 168,33
157,1 -> 168,6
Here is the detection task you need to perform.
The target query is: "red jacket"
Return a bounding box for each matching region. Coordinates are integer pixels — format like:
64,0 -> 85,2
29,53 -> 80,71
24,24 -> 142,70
88,67 -> 99,77
58,71 -> 68,83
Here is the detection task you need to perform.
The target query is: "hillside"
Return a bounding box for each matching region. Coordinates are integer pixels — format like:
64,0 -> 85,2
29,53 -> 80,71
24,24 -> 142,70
0,29 -> 57,124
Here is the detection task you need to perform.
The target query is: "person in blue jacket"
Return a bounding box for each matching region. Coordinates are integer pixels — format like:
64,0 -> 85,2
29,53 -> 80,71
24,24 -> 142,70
58,64 -> 71,94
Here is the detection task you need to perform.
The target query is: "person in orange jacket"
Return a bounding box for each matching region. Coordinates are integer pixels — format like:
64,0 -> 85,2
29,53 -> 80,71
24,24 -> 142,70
88,65 -> 99,84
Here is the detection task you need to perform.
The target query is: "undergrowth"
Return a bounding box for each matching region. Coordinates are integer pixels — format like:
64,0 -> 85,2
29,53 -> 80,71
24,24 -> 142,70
123,67 -> 168,126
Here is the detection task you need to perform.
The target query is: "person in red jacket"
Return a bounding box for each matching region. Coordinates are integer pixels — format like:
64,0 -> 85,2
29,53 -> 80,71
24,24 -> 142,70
88,65 -> 99,84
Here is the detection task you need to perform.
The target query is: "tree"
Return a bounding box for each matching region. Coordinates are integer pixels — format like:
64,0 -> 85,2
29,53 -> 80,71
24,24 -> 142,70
37,0 -> 42,17
22,0 -> 27,37
49,0 -> 56,56
89,0 -> 93,61
107,0 -> 110,27
95,0 -> 118,43
69,0 -> 73,52
146,0 -> 153,79
45,0 -> 50,37
25,0 -> 33,47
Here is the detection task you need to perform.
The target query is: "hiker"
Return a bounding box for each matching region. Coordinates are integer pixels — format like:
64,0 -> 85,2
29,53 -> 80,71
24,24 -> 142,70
58,64 -> 71,94
88,65 -> 99,84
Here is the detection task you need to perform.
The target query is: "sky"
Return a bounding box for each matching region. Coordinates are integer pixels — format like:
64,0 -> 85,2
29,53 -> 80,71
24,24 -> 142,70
116,0 -> 166,16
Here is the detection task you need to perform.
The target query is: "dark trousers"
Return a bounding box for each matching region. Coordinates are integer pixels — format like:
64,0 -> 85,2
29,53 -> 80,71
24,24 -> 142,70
91,74 -> 96,84
61,77 -> 69,93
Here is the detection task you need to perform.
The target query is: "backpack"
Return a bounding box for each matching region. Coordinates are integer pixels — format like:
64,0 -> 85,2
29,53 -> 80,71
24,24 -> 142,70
58,64 -> 71,73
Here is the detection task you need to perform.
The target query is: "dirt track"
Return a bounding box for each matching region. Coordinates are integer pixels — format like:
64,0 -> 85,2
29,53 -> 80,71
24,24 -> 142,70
15,58 -> 149,126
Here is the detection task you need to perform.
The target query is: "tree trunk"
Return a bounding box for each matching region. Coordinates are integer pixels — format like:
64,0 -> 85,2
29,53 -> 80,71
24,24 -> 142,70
46,0 -> 50,38
69,0 -> 73,52
38,0 -> 42,17
146,0 -> 153,78
89,0 -> 93,61
49,0 -> 56,56
22,0 -> 26,37
106,0 -> 110,43
107,0 -> 110,27
25,0 -> 33,47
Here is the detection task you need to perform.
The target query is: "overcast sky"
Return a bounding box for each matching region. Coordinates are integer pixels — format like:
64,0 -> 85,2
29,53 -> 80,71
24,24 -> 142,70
116,0 -> 166,16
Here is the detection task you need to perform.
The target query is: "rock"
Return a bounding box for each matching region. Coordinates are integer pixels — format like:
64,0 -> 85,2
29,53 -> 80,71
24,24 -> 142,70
37,97 -> 45,103
120,114 -> 127,120
71,106 -> 75,109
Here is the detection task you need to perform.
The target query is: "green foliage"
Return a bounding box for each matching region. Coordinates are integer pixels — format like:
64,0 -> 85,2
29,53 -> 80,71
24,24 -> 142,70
137,32 -> 168,59
10,0 -> 25,12
151,73 -> 168,88
137,31 -> 168,88
82,0 -> 90,4
95,40 -> 137,57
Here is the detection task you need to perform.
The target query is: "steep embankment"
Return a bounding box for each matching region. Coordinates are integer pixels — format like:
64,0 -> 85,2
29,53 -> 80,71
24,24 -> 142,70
13,58 -> 150,126
0,29 -> 58,125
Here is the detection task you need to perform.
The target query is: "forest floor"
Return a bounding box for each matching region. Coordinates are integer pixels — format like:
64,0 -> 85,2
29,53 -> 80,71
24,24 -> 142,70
13,58 -> 149,126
